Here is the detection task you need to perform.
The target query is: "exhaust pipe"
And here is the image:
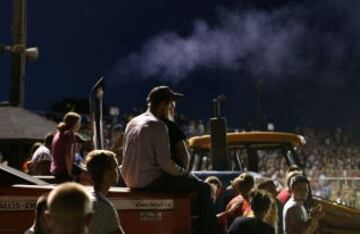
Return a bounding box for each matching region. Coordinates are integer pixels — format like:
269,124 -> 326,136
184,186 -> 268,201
210,95 -> 229,170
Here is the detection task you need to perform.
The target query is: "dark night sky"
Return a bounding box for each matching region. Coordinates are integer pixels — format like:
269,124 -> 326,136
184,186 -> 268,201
1,0 -> 360,132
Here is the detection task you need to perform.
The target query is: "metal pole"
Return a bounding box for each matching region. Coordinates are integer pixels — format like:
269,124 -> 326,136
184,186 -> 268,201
255,79 -> 263,130
10,0 -> 27,107
90,77 -> 105,150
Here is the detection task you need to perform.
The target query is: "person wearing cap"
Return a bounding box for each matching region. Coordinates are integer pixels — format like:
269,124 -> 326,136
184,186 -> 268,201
121,85 -> 218,234
282,175 -> 324,234
278,166 -> 304,205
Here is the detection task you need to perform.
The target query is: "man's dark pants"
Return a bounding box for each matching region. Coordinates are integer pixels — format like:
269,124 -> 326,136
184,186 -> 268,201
143,173 -> 219,234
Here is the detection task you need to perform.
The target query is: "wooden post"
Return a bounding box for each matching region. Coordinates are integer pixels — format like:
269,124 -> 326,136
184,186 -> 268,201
10,0 -> 27,107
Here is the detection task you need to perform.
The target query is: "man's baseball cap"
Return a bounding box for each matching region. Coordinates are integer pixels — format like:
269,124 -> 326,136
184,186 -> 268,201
146,86 -> 183,103
290,175 -> 309,188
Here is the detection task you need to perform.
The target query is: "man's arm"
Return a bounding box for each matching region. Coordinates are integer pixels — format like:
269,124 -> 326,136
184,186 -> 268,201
154,123 -> 187,176
64,142 -> 74,177
173,140 -> 190,169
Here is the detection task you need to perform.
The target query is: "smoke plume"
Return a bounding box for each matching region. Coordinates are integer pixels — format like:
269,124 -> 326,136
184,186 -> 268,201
110,0 -> 360,85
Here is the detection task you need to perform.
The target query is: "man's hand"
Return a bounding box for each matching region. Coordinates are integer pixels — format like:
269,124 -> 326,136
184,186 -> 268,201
310,204 -> 325,219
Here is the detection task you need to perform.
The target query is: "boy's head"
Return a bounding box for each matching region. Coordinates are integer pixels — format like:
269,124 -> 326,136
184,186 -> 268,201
46,182 -> 93,233
205,176 -> 223,189
36,193 -> 48,216
44,133 -> 54,149
249,189 -> 273,219
286,170 -> 303,188
34,194 -> 50,234
290,175 -> 310,201
231,172 -> 255,195
205,176 -> 224,203
256,179 -> 278,197
86,150 -> 119,189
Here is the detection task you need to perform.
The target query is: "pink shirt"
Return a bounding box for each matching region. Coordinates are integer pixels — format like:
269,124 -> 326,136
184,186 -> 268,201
278,188 -> 291,205
51,130 -> 75,175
